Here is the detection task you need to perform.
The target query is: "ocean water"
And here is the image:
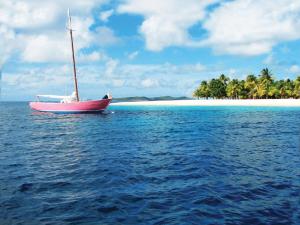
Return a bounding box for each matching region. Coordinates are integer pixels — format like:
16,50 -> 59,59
0,102 -> 300,225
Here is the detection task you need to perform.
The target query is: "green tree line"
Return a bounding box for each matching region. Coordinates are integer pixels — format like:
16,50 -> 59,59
193,68 -> 300,99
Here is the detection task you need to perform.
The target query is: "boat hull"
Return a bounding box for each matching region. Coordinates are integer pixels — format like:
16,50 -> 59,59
29,99 -> 111,113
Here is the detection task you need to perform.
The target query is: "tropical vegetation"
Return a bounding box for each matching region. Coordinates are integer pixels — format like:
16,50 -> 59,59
193,68 -> 300,99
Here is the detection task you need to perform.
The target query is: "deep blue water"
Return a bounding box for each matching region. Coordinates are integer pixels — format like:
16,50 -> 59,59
1,102 -> 300,225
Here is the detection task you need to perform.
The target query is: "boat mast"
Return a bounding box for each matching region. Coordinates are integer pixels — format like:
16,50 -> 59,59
67,9 -> 79,102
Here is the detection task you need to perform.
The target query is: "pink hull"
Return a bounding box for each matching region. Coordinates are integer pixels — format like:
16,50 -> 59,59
29,99 -> 111,113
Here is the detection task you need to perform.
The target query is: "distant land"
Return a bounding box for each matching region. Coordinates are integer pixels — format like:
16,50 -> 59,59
112,96 -> 192,102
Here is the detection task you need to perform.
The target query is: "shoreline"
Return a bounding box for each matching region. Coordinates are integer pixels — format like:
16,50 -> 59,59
111,99 -> 300,107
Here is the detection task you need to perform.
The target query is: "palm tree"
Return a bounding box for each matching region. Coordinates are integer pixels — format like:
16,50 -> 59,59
283,79 -> 294,98
239,80 -> 248,99
217,74 -> 229,98
226,79 -> 240,99
260,68 -> 273,80
193,69 -> 300,99
209,79 -> 227,99
245,74 -> 257,99
256,83 -> 267,99
275,79 -> 294,98
268,84 -> 279,99
200,81 -> 210,99
293,76 -> 300,98
219,74 -> 230,86
276,80 -> 286,98
193,88 -> 201,99
193,81 -> 210,99
259,68 -> 273,98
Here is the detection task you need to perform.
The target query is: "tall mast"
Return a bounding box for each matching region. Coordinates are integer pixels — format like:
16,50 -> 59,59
68,9 -> 79,102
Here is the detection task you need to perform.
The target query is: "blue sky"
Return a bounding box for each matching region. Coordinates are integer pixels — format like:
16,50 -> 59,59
1,0 -> 300,100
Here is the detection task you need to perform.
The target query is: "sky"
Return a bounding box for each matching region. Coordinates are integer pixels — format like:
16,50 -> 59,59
1,0 -> 300,100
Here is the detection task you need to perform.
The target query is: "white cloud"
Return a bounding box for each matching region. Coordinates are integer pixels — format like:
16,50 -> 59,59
18,17 -> 119,63
0,25 -> 16,67
78,51 -> 108,63
0,0 -> 109,29
21,34 -> 70,63
0,0 -> 111,64
0,1 -> 60,30
3,65 -> 72,91
104,59 -> 119,77
127,51 -> 139,60
117,63 -> 206,79
112,79 -> 125,87
118,0 -> 300,55
289,65 -> 300,74
19,16 -> 95,63
2,61 -> 211,99
93,26 -> 120,46
263,53 -> 275,65
100,9 -> 114,22
227,68 -> 236,75
118,0 -> 218,51
203,0 -> 300,56
141,78 -> 159,88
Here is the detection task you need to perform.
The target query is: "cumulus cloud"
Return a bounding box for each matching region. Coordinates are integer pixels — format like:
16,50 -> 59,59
141,78 -> 159,88
127,51 -> 139,60
19,23 -> 119,63
116,63 -> 206,79
0,1 -> 61,30
18,16 -> 96,63
94,26 -> 120,46
263,53 -> 275,65
118,0 -> 218,51
0,25 -> 16,67
21,33 -> 70,63
0,0 -> 109,27
289,65 -> 300,74
104,59 -> 119,77
78,51 -> 108,63
0,0 -> 109,32
3,66 -> 72,91
100,9 -> 114,22
203,0 -> 300,56
3,61 -> 211,99
0,0 -> 111,64
112,79 -> 125,87
118,0 -> 300,56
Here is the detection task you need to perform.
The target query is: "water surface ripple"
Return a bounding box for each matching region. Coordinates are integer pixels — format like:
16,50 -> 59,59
1,103 -> 300,224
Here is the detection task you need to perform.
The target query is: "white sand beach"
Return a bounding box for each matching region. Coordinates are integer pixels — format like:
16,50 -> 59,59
111,99 -> 300,107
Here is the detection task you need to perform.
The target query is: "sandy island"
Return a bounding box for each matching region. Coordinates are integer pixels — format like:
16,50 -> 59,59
111,99 -> 300,107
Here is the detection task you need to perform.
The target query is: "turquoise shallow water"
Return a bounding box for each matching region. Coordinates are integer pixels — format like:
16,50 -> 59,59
0,102 -> 300,224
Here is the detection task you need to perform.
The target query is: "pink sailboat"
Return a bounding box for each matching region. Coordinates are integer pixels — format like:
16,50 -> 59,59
29,10 -> 112,113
